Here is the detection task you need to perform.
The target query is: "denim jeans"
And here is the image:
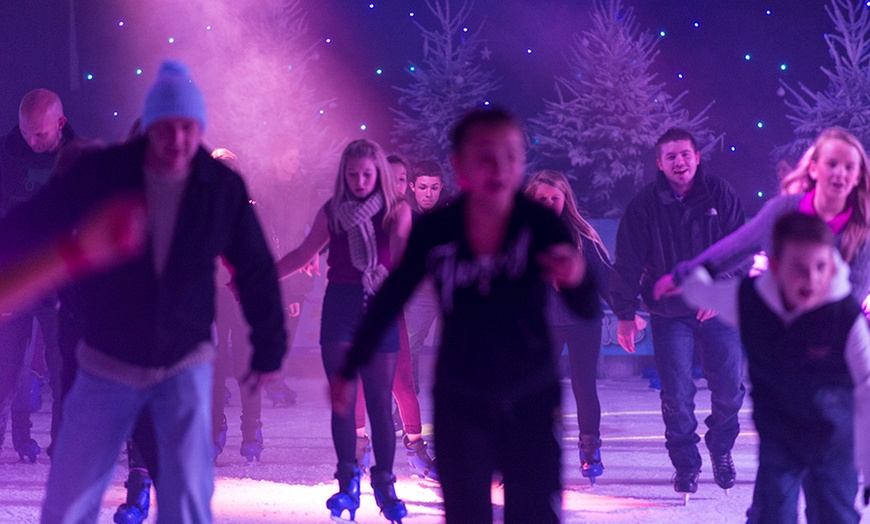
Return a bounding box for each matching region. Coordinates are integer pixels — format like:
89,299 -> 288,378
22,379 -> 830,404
746,431 -> 859,523
650,315 -> 745,471
41,363 -> 214,524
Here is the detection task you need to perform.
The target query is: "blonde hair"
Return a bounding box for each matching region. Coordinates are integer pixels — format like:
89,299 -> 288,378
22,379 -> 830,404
779,127 -> 870,263
524,170 -> 610,263
328,139 -> 398,231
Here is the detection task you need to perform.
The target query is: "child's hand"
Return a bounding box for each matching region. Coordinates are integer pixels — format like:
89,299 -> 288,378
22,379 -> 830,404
537,243 -> 586,288
653,274 -> 682,300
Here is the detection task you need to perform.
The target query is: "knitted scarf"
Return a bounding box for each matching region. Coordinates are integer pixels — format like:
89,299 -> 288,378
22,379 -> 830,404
337,192 -> 388,295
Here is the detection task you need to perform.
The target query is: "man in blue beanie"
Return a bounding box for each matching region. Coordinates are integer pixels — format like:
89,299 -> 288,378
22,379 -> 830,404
0,60 -> 287,523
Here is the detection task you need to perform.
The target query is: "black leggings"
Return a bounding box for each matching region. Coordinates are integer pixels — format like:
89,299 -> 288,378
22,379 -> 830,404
552,320 -> 602,438
321,342 -> 397,475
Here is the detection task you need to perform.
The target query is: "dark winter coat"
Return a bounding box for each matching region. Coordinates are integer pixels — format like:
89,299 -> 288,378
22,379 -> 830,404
0,123 -> 77,218
0,137 -> 287,372
610,165 -> 746,320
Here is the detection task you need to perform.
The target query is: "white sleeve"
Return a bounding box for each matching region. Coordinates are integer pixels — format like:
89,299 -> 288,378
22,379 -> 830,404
681,266 -> 741,327
845,316 -> 870,483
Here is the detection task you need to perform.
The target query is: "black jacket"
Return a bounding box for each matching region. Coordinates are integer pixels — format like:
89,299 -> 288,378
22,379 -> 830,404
0,123 -> 77,218
0,138 -> 287,371
610,166 -> 746,319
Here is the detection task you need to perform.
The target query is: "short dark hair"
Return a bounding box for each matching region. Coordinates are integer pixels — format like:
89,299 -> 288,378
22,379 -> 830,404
409,159 -> 443,184
655,128 -> 698,158
771,211 -> 835,260
450,107 -> 523,153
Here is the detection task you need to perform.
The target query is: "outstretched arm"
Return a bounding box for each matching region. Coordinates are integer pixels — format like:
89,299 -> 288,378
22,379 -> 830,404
275,206 -> 329,279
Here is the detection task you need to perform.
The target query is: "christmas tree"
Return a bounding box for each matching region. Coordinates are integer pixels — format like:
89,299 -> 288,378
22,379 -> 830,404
529,0 -> 717,217
778,0 -> 870,159
391,0 -> 499,188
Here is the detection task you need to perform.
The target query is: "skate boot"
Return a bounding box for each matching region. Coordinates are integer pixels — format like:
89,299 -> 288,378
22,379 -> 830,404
355,434 -> 372,475
113,468 -> 152,524
579,436 -> 604,485
213,414 -> 228,462
710,451 -> 736,493
264,380 -> 297,407
673,469 -> 699,505
327,462 -> 362,523
240,419 -> 264,463
403,435 -> 438,481
11,411 -> 40,463
371,471 -> 408,523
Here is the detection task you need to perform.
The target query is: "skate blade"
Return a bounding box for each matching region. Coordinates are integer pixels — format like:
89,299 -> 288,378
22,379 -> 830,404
723,488 -> 730,496
681,492 -> 690,506
330,516 -> 357,524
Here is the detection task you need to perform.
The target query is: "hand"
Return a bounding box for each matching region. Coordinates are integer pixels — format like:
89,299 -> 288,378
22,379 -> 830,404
286,302 -> 301,318
653,274 -> 682,301
537,243 -> 586,289
329,376 -> 355,417
75,195 -> 147,271
634,314 -> 647,332
239,369 -> 282,396
617,320 -> 638,353
301,255 -> 320,277
697,307 -> 718,322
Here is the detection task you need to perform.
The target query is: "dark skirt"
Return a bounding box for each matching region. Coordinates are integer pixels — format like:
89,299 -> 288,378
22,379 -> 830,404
320,282 -> 400,352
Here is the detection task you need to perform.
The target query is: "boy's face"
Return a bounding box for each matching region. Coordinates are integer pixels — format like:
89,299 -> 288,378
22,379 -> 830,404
770,241 -> 836,311
452,123 -> 525,204
656,139 -> 700,196
411,175 -> 442,211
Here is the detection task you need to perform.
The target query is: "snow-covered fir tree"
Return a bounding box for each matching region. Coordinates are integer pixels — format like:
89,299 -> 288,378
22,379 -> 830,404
778,0 -> 870,159
529,0 -> 717,217
391,0 -> 499,189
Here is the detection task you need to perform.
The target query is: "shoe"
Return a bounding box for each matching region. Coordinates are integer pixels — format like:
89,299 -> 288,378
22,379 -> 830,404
710,451 -> 736,490
264,380 -> 297,407
213,414 -> 228,462
240,420 -> 263,463
673,469 -> 699,505
372,472 -> 408,523
327,463 -> 361,523
404,435 -> 438,481
11,411 -> 39,462
15,439 -> 40,463
579,447 -> 604,485
113,468 -> 151,524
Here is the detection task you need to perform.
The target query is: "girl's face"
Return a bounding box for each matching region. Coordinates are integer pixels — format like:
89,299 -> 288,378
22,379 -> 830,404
533,184 -> 565,216
391,162 -> 408,196
345,156 -> 379,200
810,138 -> 862,204
454,123 -> 525,203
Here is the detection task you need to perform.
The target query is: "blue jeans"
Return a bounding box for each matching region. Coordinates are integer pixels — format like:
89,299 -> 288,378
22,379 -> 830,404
747,431 -> 859,523
650,315 -> 745,471
41,363 -> 214,524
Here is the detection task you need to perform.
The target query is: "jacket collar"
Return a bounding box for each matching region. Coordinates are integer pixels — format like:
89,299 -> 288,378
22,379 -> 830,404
655,164 -> 710,205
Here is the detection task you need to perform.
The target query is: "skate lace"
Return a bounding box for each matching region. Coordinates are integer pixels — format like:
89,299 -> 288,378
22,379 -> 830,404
711,453 -> 735,474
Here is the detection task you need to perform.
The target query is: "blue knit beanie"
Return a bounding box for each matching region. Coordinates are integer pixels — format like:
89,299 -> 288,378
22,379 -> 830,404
141,60 -> 207,132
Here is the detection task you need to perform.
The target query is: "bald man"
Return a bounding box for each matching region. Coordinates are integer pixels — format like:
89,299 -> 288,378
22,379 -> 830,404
0,88 -> 76,463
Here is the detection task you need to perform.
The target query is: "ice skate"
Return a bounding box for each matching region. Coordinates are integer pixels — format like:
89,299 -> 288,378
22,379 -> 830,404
240,419 -> 263,463
579,436 -> 604,486
11,413 -> 40,463
403,435 -> 438,482
327,463 -> 361,523
355,434 -> 372,475
264,380 -> 297,407
672,469 -> 699,506
113,468 -> 151,524
213,414 -> 228,462
372,471 -> 408,523
709,451 -> 736,494
579,448 -> 604,485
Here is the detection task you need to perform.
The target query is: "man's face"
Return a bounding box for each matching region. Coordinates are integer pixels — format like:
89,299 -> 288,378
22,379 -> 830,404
770,241 -> 836,311
19,111 -> 65,153
411,175 -> 442,211
656,139 -> 700,196
146,117 -> 203,174
453,123 -> 525,205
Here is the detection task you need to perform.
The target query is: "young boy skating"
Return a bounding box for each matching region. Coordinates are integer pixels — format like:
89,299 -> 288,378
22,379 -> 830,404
681,211 -> 870,523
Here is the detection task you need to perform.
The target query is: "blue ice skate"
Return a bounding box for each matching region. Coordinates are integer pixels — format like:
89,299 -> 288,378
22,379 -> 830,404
403,435 -> 438,482
113,469 -> 151,524
327,465 -> 361,523
372,472 -> 408,523
579,436 -> 604,485
240,421 -> 263,463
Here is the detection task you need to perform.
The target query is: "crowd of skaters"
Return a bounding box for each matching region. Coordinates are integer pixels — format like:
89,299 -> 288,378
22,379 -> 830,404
0,58 -> 867,524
